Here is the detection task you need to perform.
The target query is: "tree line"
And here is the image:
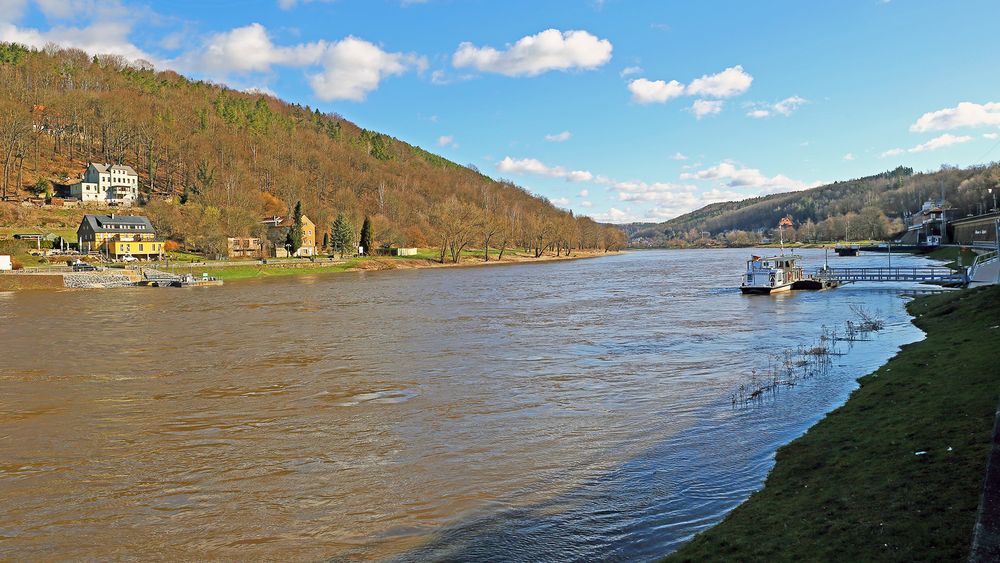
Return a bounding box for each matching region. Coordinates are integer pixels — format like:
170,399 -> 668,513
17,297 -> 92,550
631,164 -> 1000,246
0,42 -> 625,257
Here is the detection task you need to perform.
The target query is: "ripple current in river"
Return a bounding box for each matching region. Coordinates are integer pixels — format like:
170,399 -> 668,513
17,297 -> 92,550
0,249 -> 936,560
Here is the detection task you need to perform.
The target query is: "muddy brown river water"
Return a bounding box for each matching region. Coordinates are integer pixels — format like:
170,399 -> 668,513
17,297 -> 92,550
0,249 -> 936,560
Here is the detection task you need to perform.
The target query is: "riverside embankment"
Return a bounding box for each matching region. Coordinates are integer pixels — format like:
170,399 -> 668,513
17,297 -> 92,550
668,285 -> 1000,562
0,249 -> 615,289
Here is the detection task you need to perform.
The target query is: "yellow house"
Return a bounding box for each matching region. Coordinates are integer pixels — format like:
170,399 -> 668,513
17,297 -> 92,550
263,213 -> 317,257
77,214 -> 164,259
109,240 -> 165,258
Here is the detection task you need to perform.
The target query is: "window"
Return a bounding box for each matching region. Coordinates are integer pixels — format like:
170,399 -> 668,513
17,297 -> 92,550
139,244 -> 144,251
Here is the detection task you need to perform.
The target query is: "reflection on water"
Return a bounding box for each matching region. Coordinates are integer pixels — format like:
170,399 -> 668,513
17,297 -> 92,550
0,249 -> 934,560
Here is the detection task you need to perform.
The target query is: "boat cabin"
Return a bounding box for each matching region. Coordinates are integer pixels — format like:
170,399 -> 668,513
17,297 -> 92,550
741,254 -> 804,294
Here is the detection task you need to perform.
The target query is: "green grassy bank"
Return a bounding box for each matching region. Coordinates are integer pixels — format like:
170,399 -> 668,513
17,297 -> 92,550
198,261 -> 360,281
668,285 -> 1000,562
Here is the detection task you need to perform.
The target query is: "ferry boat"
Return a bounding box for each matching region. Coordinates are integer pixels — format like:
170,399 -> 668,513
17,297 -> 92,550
740,254 -> 804,294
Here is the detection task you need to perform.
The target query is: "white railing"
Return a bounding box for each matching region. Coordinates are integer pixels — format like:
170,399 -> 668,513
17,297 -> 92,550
969,250 -> 998,280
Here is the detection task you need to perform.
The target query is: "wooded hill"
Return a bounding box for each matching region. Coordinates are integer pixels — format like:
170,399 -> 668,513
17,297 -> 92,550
0,43 -> 625,258
630,164 -> 1000,246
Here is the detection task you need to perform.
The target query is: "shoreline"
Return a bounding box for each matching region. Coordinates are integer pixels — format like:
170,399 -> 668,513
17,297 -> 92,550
0,250 -> 621,290
666,284 -> 1000,561
219,249 -> 618,282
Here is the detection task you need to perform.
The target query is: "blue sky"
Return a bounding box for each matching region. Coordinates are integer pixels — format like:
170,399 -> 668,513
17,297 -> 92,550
3,0 -> 1000,223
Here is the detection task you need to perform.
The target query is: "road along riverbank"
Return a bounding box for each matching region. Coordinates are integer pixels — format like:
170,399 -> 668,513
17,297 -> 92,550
667,285 -> 1000,561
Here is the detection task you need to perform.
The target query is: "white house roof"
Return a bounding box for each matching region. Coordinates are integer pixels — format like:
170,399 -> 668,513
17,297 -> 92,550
90,163 -> 138,176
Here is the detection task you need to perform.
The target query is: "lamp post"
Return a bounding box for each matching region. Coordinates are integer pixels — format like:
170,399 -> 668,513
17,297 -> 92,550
990,187 -> 997,213
284,243 -> 292,258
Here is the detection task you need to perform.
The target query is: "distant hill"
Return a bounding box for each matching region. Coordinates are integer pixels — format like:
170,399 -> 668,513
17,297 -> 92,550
629,164 -> 1000,246
0,42 -> 624,256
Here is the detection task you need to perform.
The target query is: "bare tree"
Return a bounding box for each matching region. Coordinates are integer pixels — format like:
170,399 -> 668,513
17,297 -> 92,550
432,197 -> 479,263
0,106 -> 31,201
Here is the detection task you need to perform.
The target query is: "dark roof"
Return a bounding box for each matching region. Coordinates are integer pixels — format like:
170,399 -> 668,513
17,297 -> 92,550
80,214 -> 155,234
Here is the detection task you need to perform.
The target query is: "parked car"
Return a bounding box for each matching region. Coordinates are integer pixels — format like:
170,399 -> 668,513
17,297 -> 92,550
71,261 -> 97,272
120,255 -> 138,263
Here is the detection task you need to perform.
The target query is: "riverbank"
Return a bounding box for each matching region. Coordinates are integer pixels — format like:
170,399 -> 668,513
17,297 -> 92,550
667,285 -> 1000,561
0,249 -> 617,289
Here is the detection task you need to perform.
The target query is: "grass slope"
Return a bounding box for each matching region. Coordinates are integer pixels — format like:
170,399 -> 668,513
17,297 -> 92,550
668,285 -> 1000,562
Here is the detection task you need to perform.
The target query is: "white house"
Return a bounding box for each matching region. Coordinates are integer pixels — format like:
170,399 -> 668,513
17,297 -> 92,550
70,163 -> 140,206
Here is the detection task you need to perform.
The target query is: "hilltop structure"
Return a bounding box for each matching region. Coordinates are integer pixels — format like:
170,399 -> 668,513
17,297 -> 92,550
69,163 -> 140,206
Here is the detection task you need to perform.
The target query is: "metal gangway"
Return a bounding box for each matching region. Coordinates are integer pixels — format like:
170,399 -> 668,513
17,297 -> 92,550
141,267 -> 182,285
813,266 -> 967,285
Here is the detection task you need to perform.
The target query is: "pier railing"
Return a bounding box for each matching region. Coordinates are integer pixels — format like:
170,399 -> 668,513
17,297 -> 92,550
813,267 -> 967,284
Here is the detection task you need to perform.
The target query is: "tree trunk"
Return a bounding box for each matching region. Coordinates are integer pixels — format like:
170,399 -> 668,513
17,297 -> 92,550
483,234 -> 493,262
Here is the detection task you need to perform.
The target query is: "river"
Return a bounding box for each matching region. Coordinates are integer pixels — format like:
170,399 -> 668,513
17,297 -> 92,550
0,248 -> 938,560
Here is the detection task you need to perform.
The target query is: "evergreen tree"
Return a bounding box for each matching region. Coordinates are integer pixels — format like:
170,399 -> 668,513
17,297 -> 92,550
331,213 -> 355,258
359,215 -> 373,255
286,200 -> 303,255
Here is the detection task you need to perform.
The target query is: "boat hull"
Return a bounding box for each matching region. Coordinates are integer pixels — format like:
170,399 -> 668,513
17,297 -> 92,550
740,284 -> 793,295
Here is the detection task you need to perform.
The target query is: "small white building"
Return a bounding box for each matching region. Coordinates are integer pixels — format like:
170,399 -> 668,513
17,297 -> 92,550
70,163 -> 140,206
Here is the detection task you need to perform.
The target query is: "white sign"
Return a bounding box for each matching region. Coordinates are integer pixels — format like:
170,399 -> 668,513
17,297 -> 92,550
0,255 -> 11,271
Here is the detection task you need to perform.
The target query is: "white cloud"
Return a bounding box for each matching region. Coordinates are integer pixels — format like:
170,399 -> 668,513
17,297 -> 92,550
497,156 -> 593,182
171,24 -> 422,101
686,65 -> 753,98
613,181 -> 699,204
243,86 -> 277,97
0,1 -> 159,63
910,102 -> 1000,132
544,131 -> 572,142
0,20 -> 156,63
552,197 -> 570,206
452,29 -> 612,77
671,152 -> 688,161
690,99 -> 723,119
680,161 -> 815,194
909,133 -> 974,152
984,133 -> 1000,140
880,133 -> 975,157
277,0 -> 336,9
628,78 -> 685,104
0,0 -> 28,22
577,189 -> 589,198
34,0 -> 107,19
628,65 -> 753,111
843,153 -> 856,161
620,65 -> 642,77
773,96 -> 807,115
193,23 -> 325,74
592,207 -> 634,223
308,37 -> 424,101
580,200 -> 593,208
746,96 -> 807,118
437,135 -> 458,148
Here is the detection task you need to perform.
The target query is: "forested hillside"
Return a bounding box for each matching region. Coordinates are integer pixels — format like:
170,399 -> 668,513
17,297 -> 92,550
630,164 -> 1000,246
0,43 -> 625,256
